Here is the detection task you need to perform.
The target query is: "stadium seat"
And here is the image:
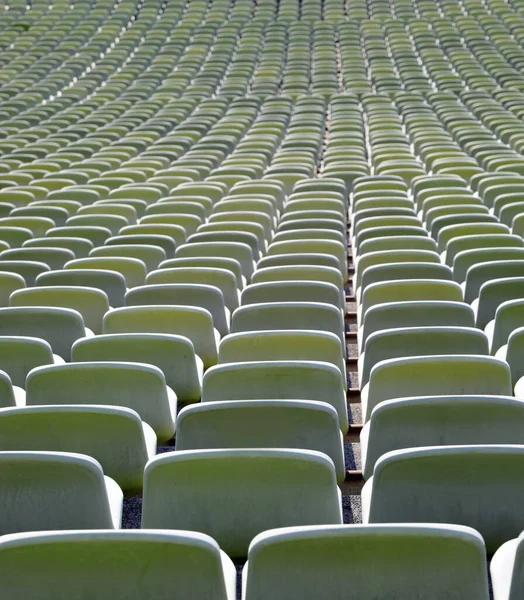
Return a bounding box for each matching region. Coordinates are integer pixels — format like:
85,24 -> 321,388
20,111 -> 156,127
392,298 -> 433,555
0,530 -> 236,600
0,451 -> 122,534
26,362 -> 176,442
243,524 -> 490,600
0,405 -> 155,493
363,445 -> 524,553
142,448 -> 342,558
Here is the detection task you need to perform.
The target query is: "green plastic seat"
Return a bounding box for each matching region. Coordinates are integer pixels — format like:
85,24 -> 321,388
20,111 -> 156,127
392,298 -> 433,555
10,286 -> 109,335
0,247 -> 75,270
142,448 -> 342,559
363,445 -> 524,553
0,529 -> 236,599
244,524 -> 489,600
0,451 -> 122,534
0,405 -> 155,494
360,326 -> 489,387
0,306 -> 87,361
176,399 -> 345,482
47,226 -> 112,247
176,241 -> 255,281
464,260 -> 524,303
65,257 -> 147,289
26,362 -> 176,443
23,236 -> 93,258
360,279 -> 463,324
203,360 -> 348,432
126,283 -> 229,337
361,355 -> 512,423
72,333 -> 202,404
0,272 -> 26,307
103,305 -> 218,369
361,395 -> 524,480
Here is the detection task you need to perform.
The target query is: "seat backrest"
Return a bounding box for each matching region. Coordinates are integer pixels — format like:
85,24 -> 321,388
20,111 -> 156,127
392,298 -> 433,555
453,248 -> 524,283
242,281 -> 342,310
361,327 -> 489,386
0,307 -> 85,361
176,399 -> 345,482
363,355 -> 511,422
219,330 -> 345,378
10,286 -> 110,335
464,260 -> 524,303
65,257 -> 147,288
445,234 -> 524,266
0,272 -> 25,306
0,530 -> 235,600
126,283 -> 228,336
26,362 -> 175,442
492,299 -> 524,354
37,269 -> 126,308
366,445 -> 524,553
252,265 -> 344,302
361,280 -> 463,319
176,242 -> 255,281
363,395 -> 524,479
72,333 -> 202,404
147,267 -> 239,310
360,301 -> 476,348
0,451 -> 117,534
103,305 -> 218,368
244,524 -> 490,600
361,262 -> 452,293
159,257 -> 244,288
90,245 -> 166,272
437,223 -> 510,253
142,449 -> 342,558
203,360 -> 348,432
0,336 -> 54,388
0,405 -> 151,493
356,250 -> 439,289
231,302 -> 344,348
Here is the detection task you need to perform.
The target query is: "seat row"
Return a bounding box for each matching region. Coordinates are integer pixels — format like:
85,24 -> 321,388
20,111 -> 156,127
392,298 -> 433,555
2,523 -> 524,599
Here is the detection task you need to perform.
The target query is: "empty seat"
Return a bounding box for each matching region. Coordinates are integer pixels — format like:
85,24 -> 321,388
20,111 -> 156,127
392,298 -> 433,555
72,333 -> 202,403
0,272 -> 25,307
0,451 -> 122,534
219,330 -> 346,384
203,361 -> 348,432
176,400 -> 345,482
361,355 -> 512,422
126,284 -> 229,336
0,336 -> 61,388
142,449 -> 342,558
103,306 -> 219,369
65,257 -> 147,289
359,326 -> 489,387
363,445 -> 524,553
464,260 -> 524,304
242,281 -> 343,312
10,286 -> 109,335
361,395 -> 524,479
360,301 -> 475,351
0,260 -> 50,286
0,530 -> 236,600
0,307 -> 87,361
359,280 -> 463,324
490,299 -> 524,355
36,269 -> 126,308
243,524 -> 490,600
146,267 -> 240,310
26,362 -> 176,442
0,405 -> 155,493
